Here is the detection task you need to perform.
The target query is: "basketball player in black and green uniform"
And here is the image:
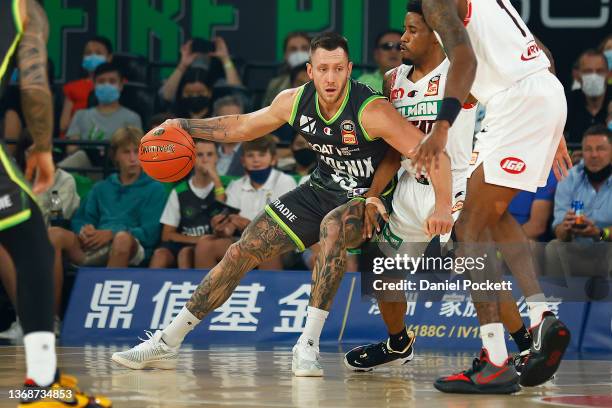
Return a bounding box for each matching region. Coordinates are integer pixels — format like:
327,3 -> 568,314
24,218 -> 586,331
0,0 -> 110,406
112,31 -> 453,376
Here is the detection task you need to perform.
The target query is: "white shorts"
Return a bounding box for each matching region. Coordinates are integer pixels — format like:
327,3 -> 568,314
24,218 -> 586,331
377,172 -> 465,258
469,70 -> 567,193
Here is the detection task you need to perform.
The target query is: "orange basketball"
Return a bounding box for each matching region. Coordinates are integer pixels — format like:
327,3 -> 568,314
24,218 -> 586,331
139,125 -> 196,182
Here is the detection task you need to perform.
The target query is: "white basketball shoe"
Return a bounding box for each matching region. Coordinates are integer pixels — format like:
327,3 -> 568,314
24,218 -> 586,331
112,330 -> 179,370
292,339 -> 324,377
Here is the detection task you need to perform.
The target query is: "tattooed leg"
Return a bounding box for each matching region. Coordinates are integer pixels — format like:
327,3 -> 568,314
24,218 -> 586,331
309,200 -> 366,311
186,212 -> 297,319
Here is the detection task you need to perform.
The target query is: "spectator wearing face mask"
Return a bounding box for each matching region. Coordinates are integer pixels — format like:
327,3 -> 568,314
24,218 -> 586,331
173,68 -> 213,120
261,32 -> 311,107
60,36 -> 113,135
565,49 -> 611,145
598,34 -> 612,86
280,134 -> 317,184
59,63 -> 142,169
357,30 -> 403,93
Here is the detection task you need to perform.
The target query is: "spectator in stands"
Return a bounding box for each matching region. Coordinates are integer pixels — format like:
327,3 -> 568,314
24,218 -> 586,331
608,99 -> 612,130
48,127 -> 166,274
508,171 -> 557,241
60,63 -> 142,169
565,50 -> 611,145
552,125 -> 612,243
280,134 -> 316,184
150,140 -> 225,269
172,68 -> 215,120
261,32 -> 311,107
194,135 -> 296,269
357,30 -> 403,93
270,63 -> 311,145
599,34 -> 612,85
546,125 -> 612,279
213,95 -> 245,176
159,37 -> 242,107
60,36 -> 113,135
290,62 -> 310,88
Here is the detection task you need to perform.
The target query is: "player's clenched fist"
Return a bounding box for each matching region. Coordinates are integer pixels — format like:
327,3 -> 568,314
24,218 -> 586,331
424,207 -> 453,237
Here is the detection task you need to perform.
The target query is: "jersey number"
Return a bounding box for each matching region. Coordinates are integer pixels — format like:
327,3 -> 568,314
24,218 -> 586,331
496,0 -> 527,37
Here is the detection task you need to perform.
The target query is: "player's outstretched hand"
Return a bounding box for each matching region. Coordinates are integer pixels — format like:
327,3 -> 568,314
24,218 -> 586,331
552,137 -> 572,181
411,122 -> 449,177
424,207 -> 453,238
25,150 -> 55,194
362,197 -> 389,240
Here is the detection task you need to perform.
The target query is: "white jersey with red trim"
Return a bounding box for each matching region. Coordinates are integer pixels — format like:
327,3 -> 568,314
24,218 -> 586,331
462,0 -> 550,104
389,59 -> 477,186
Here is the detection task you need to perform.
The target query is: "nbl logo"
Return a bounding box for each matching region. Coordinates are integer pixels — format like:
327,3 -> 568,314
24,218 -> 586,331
500,157 -> 526,174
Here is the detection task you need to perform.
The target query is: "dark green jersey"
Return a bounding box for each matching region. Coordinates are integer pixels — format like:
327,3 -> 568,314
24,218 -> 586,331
288,79 -> 391,193
0,0 -> 24,101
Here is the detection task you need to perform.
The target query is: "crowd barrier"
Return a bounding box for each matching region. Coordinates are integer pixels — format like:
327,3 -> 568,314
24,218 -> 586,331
62,268 -> 611,352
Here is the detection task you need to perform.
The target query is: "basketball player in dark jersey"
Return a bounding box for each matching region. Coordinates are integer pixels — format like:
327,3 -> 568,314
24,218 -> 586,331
112,32 -> 453,375
0,0 -> 110,406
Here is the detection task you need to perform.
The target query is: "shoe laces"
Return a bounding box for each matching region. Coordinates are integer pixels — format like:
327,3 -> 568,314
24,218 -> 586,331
134,330 -> 161,350
513,350 -> 530,366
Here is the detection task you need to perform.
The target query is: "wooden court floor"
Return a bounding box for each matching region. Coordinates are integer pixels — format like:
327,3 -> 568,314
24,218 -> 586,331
0,345 -> 610,407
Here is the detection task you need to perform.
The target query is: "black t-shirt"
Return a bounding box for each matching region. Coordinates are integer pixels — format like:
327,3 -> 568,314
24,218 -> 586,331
288,79 -> 392,193
565,86 -> 612,145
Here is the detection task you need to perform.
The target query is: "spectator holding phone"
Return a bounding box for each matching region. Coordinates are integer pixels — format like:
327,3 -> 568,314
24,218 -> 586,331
149,139 -> 225,269
193,135 -> 296,269
160,37 -> 242,106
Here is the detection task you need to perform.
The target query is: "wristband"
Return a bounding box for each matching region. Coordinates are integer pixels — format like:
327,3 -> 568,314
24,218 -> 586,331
214,187 -> 225,195
601,227 -> 610,241
223,60 -> 234,69
436,97 -> 462,126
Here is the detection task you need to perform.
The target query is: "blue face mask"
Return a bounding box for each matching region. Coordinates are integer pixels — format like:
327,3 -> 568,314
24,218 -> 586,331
604,50 -> 612,72
95,83 -> 120,104
247,166 -> 273,185
608,120 -> 612,131
82,54 -> 107,72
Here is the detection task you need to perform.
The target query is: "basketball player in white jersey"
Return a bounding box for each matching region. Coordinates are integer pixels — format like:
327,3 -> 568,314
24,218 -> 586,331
410,0 -> 573,394
344,0 -> 534,377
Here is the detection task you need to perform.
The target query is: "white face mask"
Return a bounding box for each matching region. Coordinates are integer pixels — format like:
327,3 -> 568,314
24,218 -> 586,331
581,73 -> 606,97
287,50 -> 310,68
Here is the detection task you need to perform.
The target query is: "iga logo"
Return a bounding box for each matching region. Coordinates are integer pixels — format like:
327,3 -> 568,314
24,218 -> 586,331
500,157 -> 526,174
521,40 -> 541,61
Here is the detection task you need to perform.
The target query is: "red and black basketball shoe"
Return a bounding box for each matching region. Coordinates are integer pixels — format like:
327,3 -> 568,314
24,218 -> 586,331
519,311 -> 570,387
434,349 -> 520,394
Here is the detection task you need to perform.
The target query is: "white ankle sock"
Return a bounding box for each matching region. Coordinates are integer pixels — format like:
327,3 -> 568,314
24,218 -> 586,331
298,307 -> 329,347
480,323 -> 508,366
24,332 -> 56,386
161,306 -> 200,347
526,293 -> 549,328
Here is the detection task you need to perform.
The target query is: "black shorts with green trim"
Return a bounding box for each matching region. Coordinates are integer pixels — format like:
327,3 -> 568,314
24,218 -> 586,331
0,144 -> 32,232
264,181 -> 392,252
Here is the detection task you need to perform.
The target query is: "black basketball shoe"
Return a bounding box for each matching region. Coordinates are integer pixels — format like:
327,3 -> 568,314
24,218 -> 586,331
344,331 -> 415,371
519,311 -> 570,387
434,349 -> 520,394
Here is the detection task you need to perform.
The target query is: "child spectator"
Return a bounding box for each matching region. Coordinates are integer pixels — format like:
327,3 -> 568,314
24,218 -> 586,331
194,135 -> 296,269
60,36 -> 113,134
149,140 -> 225,269
60,63 -> 142,169
48,127 -> 166,271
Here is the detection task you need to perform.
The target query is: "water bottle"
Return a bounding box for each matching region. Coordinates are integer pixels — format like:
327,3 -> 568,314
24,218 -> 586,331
571,200 -> 585,229
49,191 -> 64,226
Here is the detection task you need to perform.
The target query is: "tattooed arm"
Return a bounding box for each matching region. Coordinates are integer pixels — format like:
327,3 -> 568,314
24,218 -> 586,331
171,87 -> 298,143
18,0 -> 54,193
422,0 -> 476,105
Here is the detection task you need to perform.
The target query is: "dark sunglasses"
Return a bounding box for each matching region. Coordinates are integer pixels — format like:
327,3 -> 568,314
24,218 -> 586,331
379,41 -> 402,51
